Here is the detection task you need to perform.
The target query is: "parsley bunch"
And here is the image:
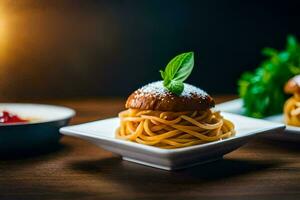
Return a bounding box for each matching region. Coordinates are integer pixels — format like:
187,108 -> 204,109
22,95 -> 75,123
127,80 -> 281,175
238,35 -> 300,118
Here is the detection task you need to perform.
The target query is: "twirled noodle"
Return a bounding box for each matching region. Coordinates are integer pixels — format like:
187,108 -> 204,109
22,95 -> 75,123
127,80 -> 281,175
116,109 -> 235,149
284,94 -> 300,126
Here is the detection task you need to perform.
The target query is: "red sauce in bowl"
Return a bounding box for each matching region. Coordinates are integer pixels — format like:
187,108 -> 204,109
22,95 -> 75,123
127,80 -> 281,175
0,111 -> 29,124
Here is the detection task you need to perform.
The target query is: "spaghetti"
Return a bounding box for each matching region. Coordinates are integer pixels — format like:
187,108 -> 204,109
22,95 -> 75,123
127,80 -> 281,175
116,108 -> 235,149
284,94 -> 300,126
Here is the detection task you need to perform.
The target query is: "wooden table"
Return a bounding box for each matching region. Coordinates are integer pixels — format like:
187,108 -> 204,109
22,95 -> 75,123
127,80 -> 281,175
1,96 -> 300,200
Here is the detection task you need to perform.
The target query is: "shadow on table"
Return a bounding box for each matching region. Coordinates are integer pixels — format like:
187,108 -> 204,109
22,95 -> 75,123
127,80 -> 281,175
70,156 -> 281,192
257,138 -> 300,152
0,142 -> 71,161
179,158 -> 275,179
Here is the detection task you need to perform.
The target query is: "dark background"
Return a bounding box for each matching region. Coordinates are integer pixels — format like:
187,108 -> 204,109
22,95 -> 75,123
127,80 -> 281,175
0,0 -> 299,99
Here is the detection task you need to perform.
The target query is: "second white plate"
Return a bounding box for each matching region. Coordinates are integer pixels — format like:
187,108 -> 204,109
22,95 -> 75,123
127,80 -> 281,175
217,99 -> 300,142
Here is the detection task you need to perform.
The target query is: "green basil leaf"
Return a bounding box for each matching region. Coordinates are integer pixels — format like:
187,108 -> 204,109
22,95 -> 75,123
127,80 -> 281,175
164,52 -> 194,82
159,70 -> 165,79
159,52 -> 194,95
166,81 -> 184,96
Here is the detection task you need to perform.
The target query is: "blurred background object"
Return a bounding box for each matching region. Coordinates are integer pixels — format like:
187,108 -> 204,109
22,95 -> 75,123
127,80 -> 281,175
0,0 -> 299,100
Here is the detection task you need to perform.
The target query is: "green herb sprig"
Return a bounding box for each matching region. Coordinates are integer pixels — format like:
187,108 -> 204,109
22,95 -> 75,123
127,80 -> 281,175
160,52 -> 194,95
238,35 -> 300,118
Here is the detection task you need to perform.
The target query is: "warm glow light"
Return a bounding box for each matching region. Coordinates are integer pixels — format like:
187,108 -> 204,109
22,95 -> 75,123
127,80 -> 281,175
0,4 -> 10,89
0,12 -> 7,61
0,19 -> 5,41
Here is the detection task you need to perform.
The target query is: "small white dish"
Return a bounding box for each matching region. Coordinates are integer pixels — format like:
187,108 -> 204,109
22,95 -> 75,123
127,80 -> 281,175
60,112 -> 284,170
217,99 -> 300,142
0,103 -> 75,153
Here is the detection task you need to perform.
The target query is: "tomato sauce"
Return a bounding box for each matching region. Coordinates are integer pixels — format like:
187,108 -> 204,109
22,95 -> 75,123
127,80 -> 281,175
0,111 -> 29,124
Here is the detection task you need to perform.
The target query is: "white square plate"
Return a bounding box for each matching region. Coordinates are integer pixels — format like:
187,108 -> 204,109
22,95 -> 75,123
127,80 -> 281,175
60,112 -> 284,170
217,99 -> 300,142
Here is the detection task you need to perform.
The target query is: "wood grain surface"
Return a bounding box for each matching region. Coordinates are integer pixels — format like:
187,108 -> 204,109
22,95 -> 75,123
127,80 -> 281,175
0,96 -> 300,200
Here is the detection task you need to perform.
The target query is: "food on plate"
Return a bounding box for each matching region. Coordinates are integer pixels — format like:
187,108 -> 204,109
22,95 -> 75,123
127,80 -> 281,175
0,111 -> 29,124
116,52 -> 235,149
284,75 -> 300,126
238,35 -> 300,118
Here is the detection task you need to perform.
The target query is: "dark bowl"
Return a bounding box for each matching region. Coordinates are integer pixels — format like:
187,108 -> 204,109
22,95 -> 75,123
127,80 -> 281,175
0,103 -> 75,153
